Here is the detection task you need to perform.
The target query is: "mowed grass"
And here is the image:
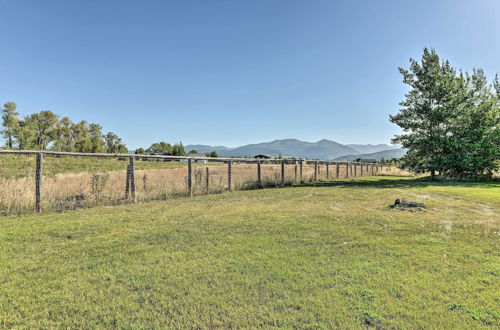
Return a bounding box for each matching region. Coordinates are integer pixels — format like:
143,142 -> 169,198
0,176 -> 498,328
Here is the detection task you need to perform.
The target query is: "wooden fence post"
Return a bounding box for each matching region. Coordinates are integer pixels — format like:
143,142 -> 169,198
125,163 -> 130,199
129,156 -> 136,203
360,162 -> 364,176
294,163 -> 298,183
143,173 -> 148,193
299,160 -> 303,183
314,161 -> 318,181
354,163 -> 357,177
35,153 -> 43,213
281,159 -> 285,186
326,163 -> 329,180
345,162 -> 349,178
257,160 -> 262,187
336,163 -> 339,178
188,158 -> 193,197
205,167 -> 209,194
227,161 -> 232,191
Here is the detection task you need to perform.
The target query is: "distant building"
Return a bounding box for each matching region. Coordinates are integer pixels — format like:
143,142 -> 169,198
149,152 -> 171,156
356,158 -> 377,163
287,157 -> 306,165
143,152 -> 174,162
254,154 -> 273,159
180,153 -> 208,164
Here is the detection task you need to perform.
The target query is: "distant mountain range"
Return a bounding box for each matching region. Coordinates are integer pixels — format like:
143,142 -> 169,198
333,148 -> 406,161
186,139 -> 404,160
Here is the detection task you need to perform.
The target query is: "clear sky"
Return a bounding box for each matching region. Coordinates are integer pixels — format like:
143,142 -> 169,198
1,0 -> 499,149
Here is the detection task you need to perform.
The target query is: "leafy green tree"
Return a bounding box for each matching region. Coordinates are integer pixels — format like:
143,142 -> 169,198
14,120 -> 36,150
391,48 -> 499,177
146,142 -> 172,154
52,117 -> 75,152
72,120 -> 92,152
88,123 -> 106,153
134,147 -> 146,154
171,142 -> 187,156
1,104 -> 129,153
105,132 -> 127,153
1,102 -> 19,149
188,149 -> 198,154
205,151 -> 218,157
25,111 -> 59,150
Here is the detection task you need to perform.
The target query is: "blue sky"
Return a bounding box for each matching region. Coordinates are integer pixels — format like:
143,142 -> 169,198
1,0 -> 499,149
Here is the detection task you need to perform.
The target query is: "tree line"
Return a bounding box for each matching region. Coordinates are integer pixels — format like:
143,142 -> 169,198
1,104 -> 219,158
390,48 -> 500,178
134,141 -> 187,156
134,142 -> 218,157
1,102 -> 127,153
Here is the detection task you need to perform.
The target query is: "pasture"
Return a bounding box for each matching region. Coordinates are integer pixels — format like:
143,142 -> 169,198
0,176 -> 498,328
0,153 -> 383,215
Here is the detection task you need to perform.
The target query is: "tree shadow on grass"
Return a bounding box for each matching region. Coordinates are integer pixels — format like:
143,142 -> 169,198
291,177 -> 500,189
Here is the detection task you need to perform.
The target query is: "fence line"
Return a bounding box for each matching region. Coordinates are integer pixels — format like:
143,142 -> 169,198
0,150 -> 385,214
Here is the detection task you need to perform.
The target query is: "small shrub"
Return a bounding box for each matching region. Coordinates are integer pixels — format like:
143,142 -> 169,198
90,171 -> 110,199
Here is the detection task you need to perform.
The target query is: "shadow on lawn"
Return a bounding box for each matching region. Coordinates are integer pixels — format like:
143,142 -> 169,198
293,177 -> 500,189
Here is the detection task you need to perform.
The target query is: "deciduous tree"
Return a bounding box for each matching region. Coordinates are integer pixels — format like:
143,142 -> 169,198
146,142 -> 172,154
105,132 -> 127,153
88,123 -> 106,153
53,117 -> 74,152
25,111 -> 59,150
1,102 -> 19,149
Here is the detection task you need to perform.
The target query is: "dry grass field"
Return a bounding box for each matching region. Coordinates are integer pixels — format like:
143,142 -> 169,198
0,154 -> 379,215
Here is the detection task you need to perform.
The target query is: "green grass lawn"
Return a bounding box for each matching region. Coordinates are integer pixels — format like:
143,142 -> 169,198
0,176 -> 498,328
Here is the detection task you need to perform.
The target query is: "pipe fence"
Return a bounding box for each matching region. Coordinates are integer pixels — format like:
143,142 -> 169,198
0,150 -> 385,215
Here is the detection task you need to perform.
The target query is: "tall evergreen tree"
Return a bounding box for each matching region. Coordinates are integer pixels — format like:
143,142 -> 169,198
391,48 -> 500,177
447,70 -> 500,175
494,74 -> 500,99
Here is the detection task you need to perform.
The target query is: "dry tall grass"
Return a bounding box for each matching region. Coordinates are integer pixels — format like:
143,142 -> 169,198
0,161 -> 374,215
377,166 -> 414,176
